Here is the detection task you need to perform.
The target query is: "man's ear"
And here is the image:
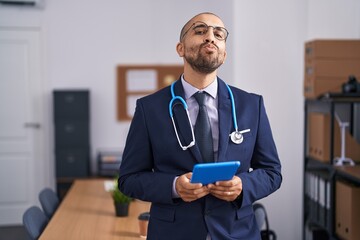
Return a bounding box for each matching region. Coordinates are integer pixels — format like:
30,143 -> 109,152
176,42 -> 184,57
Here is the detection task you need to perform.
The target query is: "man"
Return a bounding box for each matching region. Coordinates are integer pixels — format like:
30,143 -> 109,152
119,12 -> 282,240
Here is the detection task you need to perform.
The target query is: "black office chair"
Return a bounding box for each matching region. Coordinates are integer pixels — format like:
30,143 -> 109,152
253,202 -> 277,240
22,206 -> 48,240
39,188 -> 59,219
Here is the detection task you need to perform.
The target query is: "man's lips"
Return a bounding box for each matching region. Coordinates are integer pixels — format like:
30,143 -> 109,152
201,43 -> 218,52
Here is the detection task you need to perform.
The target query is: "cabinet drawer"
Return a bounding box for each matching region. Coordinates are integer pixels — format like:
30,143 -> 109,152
56,148 -> 89,177
55,121 -> 89,146
54,90 -> 89,120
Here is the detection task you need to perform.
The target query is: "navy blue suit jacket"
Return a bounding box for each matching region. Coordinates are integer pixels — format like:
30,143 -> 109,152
119,78 -> 282,240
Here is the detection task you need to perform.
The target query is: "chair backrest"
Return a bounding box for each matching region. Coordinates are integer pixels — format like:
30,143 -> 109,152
22,206 -> 48,240
254,202 -> 268,230
253,202 -> 277,240
39,188 -> 59,219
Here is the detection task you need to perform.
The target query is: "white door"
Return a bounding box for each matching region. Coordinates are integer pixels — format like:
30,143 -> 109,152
0,28 -> 48,225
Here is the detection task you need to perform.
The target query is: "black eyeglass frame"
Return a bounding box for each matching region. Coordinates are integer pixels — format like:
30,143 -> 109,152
180,21 -> 229,41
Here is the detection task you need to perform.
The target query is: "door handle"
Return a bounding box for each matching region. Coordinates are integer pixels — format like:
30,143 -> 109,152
24,122 -> 41,129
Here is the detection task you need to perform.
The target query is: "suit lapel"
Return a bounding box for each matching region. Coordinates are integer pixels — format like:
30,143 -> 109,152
172,80 -> 203,162
217,79 -> 232,163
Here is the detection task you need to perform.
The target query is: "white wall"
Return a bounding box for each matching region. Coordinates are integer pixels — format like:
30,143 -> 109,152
0,0 -> 359,237
233,1 -> 306,239
306,0 -> 360,40
42,0 -> 234,173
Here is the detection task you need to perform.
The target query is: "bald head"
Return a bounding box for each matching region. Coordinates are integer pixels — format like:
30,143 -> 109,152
179,12 -> 224,42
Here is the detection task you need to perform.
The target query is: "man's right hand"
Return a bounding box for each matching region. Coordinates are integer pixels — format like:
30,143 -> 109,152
175,173 -> 209,202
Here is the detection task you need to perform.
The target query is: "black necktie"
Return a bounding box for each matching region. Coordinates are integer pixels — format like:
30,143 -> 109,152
194,92 -> 214,163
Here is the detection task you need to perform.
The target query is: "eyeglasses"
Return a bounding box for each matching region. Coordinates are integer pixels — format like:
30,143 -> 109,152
181,21 -> 229,41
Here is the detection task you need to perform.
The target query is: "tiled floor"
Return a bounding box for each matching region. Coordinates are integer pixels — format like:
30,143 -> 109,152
0,225 -> 28,240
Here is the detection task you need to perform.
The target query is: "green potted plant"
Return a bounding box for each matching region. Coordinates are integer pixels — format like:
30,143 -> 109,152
111,179 -> 132,217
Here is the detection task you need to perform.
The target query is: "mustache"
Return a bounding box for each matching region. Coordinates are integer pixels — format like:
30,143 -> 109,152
200,42 -> 218,50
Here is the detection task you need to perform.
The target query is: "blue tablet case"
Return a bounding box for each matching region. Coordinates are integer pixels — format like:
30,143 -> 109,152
190,161 -> 241,184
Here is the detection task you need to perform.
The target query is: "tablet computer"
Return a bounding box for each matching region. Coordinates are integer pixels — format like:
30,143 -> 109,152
190,161 -> 241,185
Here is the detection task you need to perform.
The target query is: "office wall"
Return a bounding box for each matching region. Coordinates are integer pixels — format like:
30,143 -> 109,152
233,1 -> 306,239
0,0 -> 359,237
42,0 -> 234,170
306,0 -> 360,40
234,1 -> 360,239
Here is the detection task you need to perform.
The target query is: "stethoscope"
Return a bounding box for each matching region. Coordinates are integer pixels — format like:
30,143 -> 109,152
168,81 -> 250,150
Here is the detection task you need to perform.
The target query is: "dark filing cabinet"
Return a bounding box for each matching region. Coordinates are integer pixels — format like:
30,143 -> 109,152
53,90 -> 90,199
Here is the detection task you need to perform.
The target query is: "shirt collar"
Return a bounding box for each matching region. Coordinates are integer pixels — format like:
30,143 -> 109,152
181,75 -> 218,100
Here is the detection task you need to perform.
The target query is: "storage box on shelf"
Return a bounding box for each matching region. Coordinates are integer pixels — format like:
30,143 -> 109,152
335,179 -> 360,240
308,112 -> 331,162
304,40 -> 360,99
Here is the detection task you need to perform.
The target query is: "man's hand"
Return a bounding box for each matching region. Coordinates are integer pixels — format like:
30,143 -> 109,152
207,176 -> 242,201
175,173 -> 210,202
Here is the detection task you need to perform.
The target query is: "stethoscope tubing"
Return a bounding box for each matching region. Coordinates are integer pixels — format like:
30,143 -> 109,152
169,96 -> 187,118
169,80 -> 247,149
225,83 -> 238,132
169,82 -> 196,150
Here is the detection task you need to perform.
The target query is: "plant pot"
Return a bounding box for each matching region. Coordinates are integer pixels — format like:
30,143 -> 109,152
114,202 -> 130,217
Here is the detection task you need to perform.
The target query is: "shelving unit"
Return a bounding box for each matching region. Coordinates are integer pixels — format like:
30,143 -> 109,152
303,96 -> 360,240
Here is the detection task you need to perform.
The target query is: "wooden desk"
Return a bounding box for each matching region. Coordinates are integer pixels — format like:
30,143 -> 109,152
40,179 -> 150,240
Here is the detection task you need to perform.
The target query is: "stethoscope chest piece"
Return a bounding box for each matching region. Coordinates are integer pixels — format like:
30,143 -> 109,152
230,131 -> 243,144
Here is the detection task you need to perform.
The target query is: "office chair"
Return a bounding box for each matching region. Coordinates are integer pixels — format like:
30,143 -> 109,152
22,206 -> 48,240
253,202 -> 277,240
39,188 -> 59,219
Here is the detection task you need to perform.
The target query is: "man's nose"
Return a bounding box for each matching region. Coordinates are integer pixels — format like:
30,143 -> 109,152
204,28 -> 215,43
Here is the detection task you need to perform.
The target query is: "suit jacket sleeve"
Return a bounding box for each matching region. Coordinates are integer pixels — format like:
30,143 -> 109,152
236,95 -> 282,208
118,98 -> 176,204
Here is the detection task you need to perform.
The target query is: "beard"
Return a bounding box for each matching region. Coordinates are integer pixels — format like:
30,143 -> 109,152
184,43 -> 224,74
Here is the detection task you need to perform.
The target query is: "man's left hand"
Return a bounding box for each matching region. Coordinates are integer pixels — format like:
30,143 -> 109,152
207,176 -> 242,201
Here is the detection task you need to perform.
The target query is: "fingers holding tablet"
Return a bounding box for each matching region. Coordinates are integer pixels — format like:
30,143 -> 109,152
175,173 -> 210,202
207,176 -> 243,201
190,161 -> 241,185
